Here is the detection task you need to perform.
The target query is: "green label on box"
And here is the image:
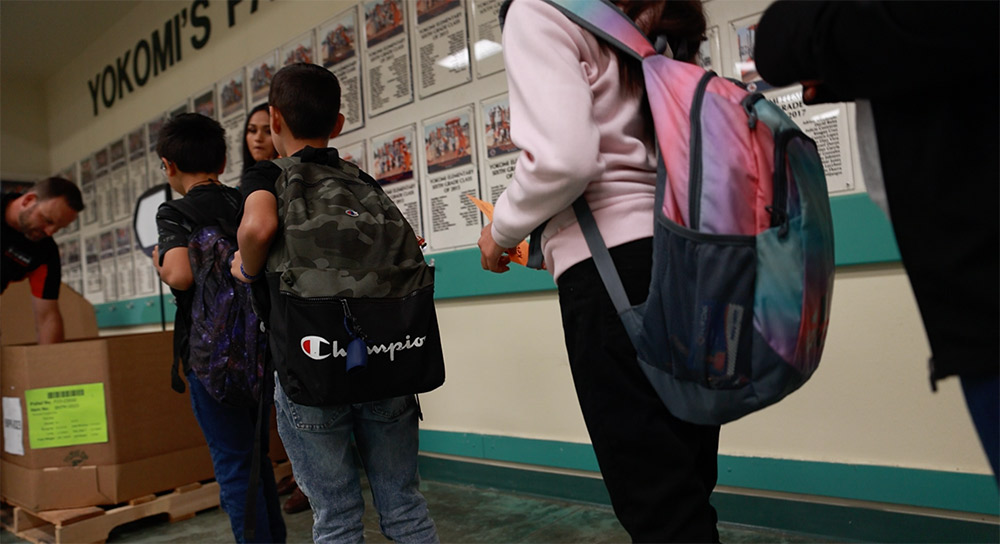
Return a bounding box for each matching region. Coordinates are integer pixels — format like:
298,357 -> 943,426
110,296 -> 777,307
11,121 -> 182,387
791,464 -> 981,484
24,383 -> 108,449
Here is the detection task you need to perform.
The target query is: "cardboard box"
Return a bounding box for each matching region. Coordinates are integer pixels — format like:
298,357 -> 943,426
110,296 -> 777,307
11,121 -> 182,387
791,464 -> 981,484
0,332 -> 214,511
1,281 -> 98,346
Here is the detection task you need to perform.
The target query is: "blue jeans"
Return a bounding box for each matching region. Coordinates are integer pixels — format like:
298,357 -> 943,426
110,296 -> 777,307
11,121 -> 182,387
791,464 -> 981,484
188,371 -> 286,543
274,374 -> 438,544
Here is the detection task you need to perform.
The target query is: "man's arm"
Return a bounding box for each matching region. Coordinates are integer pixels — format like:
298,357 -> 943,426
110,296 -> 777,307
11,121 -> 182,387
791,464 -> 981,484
232,190 -> 278,283
31,296 -> 64,344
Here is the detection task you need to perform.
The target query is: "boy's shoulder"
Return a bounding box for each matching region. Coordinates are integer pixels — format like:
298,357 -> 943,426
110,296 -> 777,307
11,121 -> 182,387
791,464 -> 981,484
163,185 -> 241,225
276,147 -> 378,186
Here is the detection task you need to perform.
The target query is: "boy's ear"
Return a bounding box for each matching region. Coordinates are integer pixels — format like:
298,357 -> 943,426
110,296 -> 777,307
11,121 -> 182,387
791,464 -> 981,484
164,159 -> 179,178
269,106 -> 282,136
329,113 -> 346,140
217,157 -> 227,176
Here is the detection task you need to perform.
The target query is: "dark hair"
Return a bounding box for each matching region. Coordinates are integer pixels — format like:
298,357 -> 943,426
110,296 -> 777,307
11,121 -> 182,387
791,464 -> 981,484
268,63 -> 341,139
242,102 -> 275,171
156,113 -> 227,174
609,1 -> 705,142
613,1 -> 705,97
32,177 -> 84,212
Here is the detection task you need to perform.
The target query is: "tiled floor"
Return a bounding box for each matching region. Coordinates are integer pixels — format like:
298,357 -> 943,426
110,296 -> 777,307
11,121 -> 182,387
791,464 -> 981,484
1,478 -> 826,543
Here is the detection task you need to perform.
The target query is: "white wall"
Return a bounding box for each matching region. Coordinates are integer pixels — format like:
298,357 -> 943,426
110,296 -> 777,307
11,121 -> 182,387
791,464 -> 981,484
423,264 -> 989,474
0,78 -> 51,180
11,0 -> 991,477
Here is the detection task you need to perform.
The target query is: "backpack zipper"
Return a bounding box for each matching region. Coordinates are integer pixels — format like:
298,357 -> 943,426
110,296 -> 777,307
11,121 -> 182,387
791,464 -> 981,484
770,128 -> 813,238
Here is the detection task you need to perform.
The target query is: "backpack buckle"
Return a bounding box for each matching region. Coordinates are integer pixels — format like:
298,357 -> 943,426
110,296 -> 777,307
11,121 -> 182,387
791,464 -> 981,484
742,93 -> 765,129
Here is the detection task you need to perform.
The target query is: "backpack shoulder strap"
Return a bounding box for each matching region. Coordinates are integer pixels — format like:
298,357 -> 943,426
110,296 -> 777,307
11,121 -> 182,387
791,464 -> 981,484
271,157 -> 300,170
538,0 -> 657,62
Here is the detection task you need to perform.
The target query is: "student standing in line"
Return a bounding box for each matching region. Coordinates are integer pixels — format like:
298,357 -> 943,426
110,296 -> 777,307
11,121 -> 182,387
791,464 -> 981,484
478,0 -> 720,541
232,63 -> 438,544
754,0 -> 999,481
243,103 -> 279,171
154,113 -> 287,543
241,101 -> 312,515
1,177 -> 83,343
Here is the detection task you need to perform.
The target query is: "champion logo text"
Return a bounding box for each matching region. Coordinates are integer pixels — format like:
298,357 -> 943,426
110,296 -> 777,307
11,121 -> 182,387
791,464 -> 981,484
300,334 -> 426,362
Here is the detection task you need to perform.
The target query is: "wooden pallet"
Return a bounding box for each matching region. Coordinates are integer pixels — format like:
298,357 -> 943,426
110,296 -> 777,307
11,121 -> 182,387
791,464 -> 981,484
1,481 -> 220,544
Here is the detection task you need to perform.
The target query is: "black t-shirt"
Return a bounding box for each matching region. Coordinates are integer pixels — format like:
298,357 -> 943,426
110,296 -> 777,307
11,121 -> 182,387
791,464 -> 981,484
156,184 -> 242,368
1,193 -> 62,299
239,146 -> 354,203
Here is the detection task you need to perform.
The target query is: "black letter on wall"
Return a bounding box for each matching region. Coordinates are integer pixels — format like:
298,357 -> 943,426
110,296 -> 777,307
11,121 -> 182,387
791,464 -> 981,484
227,0 -> 241,27
133,39 -> 151,86
116,50 -> 133,98
101,65 -> 116,108
151,20 -> 175,76
174,14 -> 183,62
88,74 -> 101,116
191,0 -> 211,49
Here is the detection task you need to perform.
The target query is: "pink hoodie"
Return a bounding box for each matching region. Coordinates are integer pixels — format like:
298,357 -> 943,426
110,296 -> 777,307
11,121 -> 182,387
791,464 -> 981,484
491,0 -> 657,281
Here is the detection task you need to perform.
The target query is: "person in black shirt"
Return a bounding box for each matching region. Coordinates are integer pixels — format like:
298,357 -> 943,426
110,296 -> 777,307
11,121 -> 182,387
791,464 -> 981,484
2,177 -> 84,343
755,0 -> 998,480
154,113 -> 286,543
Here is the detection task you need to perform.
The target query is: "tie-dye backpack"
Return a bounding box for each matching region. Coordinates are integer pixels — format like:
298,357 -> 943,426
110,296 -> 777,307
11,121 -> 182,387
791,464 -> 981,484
532,0 -> 836,424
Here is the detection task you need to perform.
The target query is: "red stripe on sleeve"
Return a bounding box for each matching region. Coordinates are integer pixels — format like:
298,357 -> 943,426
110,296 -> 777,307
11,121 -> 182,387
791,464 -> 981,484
29,264 -> 48,298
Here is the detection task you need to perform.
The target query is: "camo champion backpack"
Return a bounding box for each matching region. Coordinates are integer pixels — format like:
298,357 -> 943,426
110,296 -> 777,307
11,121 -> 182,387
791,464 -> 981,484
264,152 -> 445,406
513,0 -> 836,425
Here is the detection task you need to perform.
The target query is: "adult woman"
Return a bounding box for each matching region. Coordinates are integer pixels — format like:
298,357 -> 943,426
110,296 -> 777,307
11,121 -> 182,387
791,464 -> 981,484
478,1 -> 720,541
242,103 -> 278,171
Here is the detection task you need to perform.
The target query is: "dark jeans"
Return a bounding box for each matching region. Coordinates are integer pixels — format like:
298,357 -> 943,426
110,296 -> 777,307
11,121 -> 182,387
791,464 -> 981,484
961,373 -> 1000,482
187,371 -> 287,543
557,238 -> 721,543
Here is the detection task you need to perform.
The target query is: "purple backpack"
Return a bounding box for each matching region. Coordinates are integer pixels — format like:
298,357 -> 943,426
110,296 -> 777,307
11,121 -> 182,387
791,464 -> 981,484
186,226 -> 267,408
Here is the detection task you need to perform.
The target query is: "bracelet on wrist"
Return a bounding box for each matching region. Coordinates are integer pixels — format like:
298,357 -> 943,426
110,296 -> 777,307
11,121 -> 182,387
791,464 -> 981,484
240,263 -> 261,281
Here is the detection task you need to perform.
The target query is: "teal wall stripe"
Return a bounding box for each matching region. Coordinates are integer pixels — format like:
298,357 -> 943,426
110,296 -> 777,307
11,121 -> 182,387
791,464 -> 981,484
419,455 -> 614,506
93,193 -> 900,327
94,294 -> 175,328
428,248 -> 555,300
718,456 -> 999,516
419,430 -> 1000,516
431,193 -> 901,299
829,193 -> 901,266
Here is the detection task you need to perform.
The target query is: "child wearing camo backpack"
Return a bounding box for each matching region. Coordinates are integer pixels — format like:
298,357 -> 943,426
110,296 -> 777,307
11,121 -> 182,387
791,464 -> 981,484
231,63 -> 438,544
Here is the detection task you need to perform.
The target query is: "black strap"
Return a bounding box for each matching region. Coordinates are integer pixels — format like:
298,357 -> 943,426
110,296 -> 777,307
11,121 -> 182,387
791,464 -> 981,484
170,353 -> 186,394
243,355 -> 272,541
571,198 -> 632,314
526,221 -> 548,270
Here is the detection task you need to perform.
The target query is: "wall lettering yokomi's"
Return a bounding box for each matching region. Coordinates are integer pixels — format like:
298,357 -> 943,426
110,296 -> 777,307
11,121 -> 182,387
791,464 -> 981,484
87,0 -> 266,117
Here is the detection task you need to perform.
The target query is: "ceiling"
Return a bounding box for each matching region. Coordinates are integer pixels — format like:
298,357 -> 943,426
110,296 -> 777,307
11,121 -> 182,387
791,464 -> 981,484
1,1 -> 139,85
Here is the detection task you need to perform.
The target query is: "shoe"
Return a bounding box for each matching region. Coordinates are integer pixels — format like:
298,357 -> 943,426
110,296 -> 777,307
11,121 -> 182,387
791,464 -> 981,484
283,487 -> 311,514
276,475 -> 296,496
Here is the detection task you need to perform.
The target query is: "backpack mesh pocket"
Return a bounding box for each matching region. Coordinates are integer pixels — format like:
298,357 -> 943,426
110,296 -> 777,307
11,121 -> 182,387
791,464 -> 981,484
638,219 -> 756,390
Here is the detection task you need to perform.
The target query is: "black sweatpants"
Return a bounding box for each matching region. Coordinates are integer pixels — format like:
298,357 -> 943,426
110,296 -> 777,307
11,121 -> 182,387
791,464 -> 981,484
557,238 -> 721,543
